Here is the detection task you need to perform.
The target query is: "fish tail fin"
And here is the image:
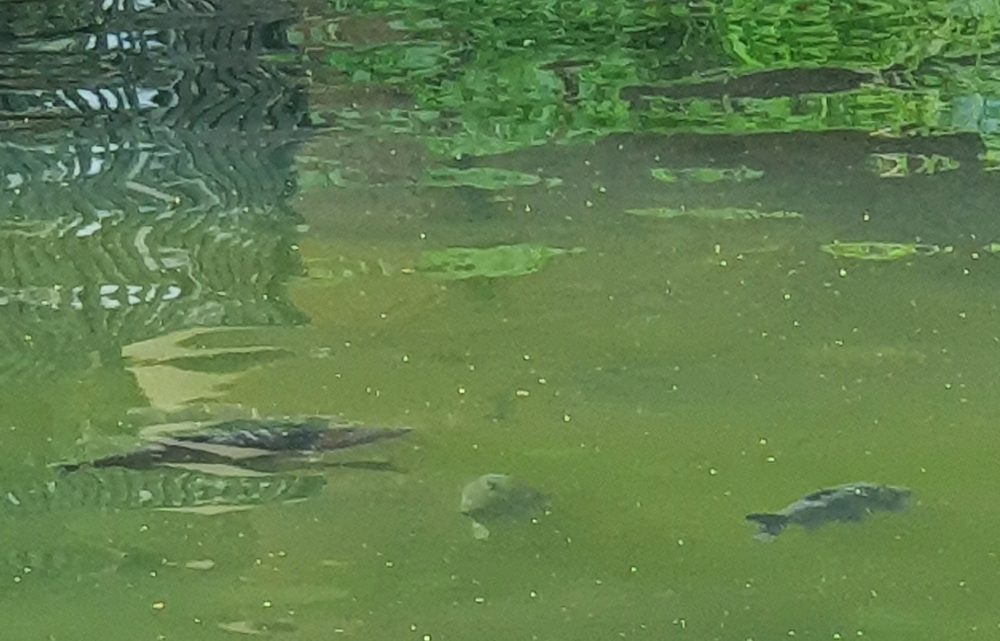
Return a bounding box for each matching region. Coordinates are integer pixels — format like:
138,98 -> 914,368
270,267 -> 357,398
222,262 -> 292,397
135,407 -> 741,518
746,512 -> 788,540
51,462 -> 81,475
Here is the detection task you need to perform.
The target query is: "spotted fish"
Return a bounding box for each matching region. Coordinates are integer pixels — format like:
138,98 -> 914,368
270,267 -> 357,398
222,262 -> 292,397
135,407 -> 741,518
0,467 -> 325,516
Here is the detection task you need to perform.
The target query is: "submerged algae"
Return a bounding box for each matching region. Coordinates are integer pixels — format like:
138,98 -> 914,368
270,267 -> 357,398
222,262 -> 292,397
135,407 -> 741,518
626,206 -> 802,221
820,241 -> 952,261
416,244 -> 583,280
650,165 -> 764,183
420,167 -> 550,190
865,152 -> 960,178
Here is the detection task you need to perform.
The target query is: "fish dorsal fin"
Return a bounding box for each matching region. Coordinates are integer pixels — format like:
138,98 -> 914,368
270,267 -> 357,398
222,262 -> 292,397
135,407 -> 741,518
802,488 -> 838,502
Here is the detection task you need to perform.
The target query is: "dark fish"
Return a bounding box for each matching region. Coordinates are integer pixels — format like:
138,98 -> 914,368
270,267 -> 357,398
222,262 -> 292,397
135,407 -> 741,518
178,419 -> 411,452
57,418 -> 410,474
746,482 -> 911,540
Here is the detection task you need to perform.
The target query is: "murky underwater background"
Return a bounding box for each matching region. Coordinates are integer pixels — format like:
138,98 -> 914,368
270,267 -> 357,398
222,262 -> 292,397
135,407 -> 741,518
2,0 -> 1000,639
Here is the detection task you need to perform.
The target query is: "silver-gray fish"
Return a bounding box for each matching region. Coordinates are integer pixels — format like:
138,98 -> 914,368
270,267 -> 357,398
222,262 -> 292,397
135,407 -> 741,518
746,481 -> 911,540
459,473 -> 550,540
57,417 -> 410,474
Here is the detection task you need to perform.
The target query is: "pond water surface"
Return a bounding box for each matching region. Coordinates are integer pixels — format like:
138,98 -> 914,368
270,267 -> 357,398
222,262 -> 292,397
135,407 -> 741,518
0,1 -> 998,639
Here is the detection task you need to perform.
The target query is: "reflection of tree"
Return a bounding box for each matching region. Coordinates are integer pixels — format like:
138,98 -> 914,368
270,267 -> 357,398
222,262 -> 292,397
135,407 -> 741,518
718,0 -> 1000,70
323,0 -> 1000,165
0,0 -> 311,457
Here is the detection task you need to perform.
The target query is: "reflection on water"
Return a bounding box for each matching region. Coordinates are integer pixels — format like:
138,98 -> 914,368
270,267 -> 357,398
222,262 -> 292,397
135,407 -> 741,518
4,1 -> 1000,639
0,0 -> 309,461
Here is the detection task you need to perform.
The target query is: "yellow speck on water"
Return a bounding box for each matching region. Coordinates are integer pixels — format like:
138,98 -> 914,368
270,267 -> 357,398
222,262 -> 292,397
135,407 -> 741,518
457,387 -> 466,395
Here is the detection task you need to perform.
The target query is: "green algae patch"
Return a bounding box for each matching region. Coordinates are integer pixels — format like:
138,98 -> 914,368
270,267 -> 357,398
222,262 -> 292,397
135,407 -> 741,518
421,167 -> 548,190
650,166 -> 765,184
626,206 -> 802,221
415,244 -> 584,280
820,241 -> 953,261
865,153 -> 960,178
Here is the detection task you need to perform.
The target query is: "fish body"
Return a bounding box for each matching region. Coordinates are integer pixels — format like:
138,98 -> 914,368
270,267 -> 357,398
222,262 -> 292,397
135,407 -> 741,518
459,473 -> 549,540
57,418 -> 410,473
182,420 -> 411,452
746,482 -> 911,540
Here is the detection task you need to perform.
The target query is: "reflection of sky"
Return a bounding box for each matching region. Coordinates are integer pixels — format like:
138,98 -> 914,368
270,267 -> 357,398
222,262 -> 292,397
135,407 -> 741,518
951,94 -> 1000,134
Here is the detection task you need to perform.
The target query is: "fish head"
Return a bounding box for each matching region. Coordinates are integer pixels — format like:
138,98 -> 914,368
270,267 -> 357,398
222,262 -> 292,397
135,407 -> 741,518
871,484 -> 912,511
460,473 -> 513,514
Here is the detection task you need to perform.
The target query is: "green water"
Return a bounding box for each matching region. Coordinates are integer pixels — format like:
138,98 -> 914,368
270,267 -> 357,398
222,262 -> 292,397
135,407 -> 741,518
5,140 -> 998,638
3,0 -> 1000,639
